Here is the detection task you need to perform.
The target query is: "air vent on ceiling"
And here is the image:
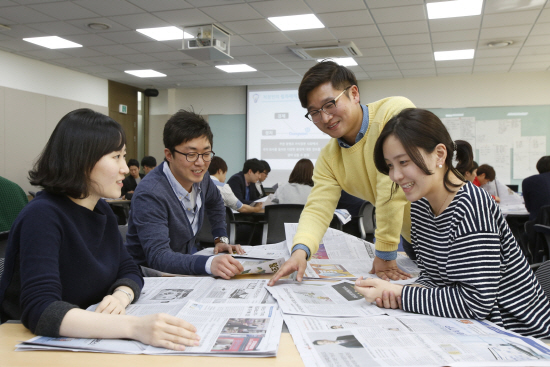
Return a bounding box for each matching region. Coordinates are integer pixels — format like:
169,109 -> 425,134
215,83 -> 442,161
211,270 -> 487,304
288,41 -> 362,60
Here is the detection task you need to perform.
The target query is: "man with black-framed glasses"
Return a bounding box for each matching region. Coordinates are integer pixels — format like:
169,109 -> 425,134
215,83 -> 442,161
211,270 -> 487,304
269,60 -> 416,287
126,109 -> 244,279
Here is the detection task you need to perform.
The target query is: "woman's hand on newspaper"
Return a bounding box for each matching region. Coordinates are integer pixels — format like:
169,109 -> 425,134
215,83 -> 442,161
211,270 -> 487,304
268,249 -> 307,286
211,254 -> 244,279
354,277 -> 403,309
95,294 -> 127,315
369,257 -> 411,281
132,313 -> 200,351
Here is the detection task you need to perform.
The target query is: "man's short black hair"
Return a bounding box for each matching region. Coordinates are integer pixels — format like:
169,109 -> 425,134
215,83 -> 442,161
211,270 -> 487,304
298,60 -> 358,108
141,156 -> 157,168
208,156 -> 228,175
127,159 -> 139,168
260,160 -> 271,173
163,109 -> 213,154
243,158 -> 263,174
29,108 -> 126,199
537,156 -> 550,174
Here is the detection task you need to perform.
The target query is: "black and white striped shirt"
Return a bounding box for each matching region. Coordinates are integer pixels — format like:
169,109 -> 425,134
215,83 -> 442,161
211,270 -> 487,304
402,182 -> 550,338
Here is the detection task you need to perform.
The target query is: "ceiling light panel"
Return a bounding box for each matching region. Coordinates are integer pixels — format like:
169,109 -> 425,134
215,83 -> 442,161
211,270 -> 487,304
268,14 -> 324,31
434,49 -> 475,60
125,69 -> 167,78
427,0 -> 483,20
215,64 -> 257,73
137,26 -> 192,41
23,36 -> 82,49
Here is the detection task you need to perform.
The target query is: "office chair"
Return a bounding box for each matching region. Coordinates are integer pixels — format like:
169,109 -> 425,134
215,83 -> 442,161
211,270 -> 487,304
197,207 -> 250,248
525,205 -> 550,264
261,204 -> 304,245
28,191 -> 36,198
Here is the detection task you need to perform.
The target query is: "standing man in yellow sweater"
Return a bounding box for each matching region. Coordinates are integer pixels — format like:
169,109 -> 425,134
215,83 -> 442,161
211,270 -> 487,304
269,61 -> 415,286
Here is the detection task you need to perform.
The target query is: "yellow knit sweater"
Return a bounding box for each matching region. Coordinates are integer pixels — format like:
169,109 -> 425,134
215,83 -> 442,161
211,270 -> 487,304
293,96 -> 414,257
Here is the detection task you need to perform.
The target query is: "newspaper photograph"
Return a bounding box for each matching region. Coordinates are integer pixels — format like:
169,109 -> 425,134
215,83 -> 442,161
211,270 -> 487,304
284,314 -> 550,367
284,223 -> 420,281
266,280 -> 402,317
194,241 -> 290,260
240,257 -> 285,275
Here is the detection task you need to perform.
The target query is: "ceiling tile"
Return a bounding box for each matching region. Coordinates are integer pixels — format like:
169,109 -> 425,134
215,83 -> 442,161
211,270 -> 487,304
1,5 -> 56,23
474,56 -> 515,65
510,62 -> 549,71
90,44 -> 144,55
53,57 -> 96,67
401,69 -> 437,77
249,0 -> 311,17
64,33 -> 116,47
187,0 -> 245,7
436,66 -> 473,74
235,54 -> 277,64
520,45 -> 550,55
479,25 -> 531,39
29,2 -> 98,20
431,29 -> 479,43
304,0 -> 366,13
389,44 -> 433,55
473,64 -> 511,73
200,4 -> 263,22
531,22 -> 550,35
253,62 -> 288,71
222,19 -> 277,34
260,69 -> 299,77
383,33 -> 431,46
370,5 -> 426,23
153,51 -> 193,61
329,25 -> 380,39
57,47 -> 105,58
366,0 -> 424,8
362,63 -> 398,71
108,13 -> 170,29
436,59 -> 474,68
126,0 -> 193,12
360,46 -> 391,56
398,61 -> 435,70
355,55 -> 395,64
523,34 -> 550,46
475,47 -> 520,58
347,36 -> 387,49
378,20 -> 428,36
66,17 -> 130,33
0,24 -> 48,38
126,41 -> 174,53
99,30 -> 152,44
482,10 -> 539,27
0,39 -> 43,52
539,8 -> 550,22
85,55 -> 128,64
241,32 -> 290,45
317,10 -> 374,27
21,48 -> 69,59
428,16 -> 482,32
484,0 -> 545,15
284,28 -> 336,43
74,0 -> 144,17
393,53 -> 433,62
76,65 -> 119,73
230,45 -> 265,56
515,54 -> 550,63
432,41 -> 477,51
153,8 -> 214,27
367,70 -> 403,79
27,21 -> 88,36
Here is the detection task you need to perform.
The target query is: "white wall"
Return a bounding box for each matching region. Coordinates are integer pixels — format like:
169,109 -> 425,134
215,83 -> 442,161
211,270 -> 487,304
0,49 -> 108,193
358,72 -> 550,108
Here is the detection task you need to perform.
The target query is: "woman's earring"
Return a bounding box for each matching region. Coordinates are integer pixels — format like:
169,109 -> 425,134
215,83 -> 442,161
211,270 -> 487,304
438,164 -> 443,168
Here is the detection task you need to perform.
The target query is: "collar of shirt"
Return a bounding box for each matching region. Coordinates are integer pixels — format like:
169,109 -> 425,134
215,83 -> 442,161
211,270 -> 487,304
163,162 -> 202,210
338,104 -> 369,149
210,175 -> 225,187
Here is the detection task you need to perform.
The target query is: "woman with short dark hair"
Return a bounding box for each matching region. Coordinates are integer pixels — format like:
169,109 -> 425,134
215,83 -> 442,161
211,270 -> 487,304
0,108 -> 200,350
272,159 -> 315,204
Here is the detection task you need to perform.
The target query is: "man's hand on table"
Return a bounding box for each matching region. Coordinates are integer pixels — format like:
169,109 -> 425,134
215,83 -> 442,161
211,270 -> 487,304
211,255 -> 244,279
268,249 -> 307,286
369,256 -> 411,281
214,242 -> 245,255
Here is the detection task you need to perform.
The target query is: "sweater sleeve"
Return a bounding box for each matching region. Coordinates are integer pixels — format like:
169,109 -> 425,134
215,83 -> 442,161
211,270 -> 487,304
293,152 -> 342,258
402,230 -> 502,319
110,231 -> 144,302
130,190 -> 209,275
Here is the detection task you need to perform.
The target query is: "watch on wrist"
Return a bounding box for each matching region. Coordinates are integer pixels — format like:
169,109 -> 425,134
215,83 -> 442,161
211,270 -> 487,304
215,236 -> 229,244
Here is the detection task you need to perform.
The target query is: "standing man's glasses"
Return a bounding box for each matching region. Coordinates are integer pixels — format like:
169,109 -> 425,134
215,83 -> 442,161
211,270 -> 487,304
305,86 -> 352,123
173,150 -> 215,162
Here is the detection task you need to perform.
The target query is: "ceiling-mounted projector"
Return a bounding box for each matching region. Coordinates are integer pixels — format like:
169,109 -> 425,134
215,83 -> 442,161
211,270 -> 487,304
288,41 -> 362,60
180,24 -> 233,61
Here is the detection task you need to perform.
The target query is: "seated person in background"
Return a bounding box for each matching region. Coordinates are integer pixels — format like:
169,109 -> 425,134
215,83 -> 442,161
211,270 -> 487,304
121,159 -> 144,199
227,158 -> 263,205
522,155 -> 550,221
356,108 -> 550,338
125,109 -> 244,278
0,108 -> 199,350
208,156 -> 262,214
473,164 -> 500,203
272,158 -> 314,205
0,176 -> 28,233
462,161 -> 478,183
141,156 -> 157,175
255,160 -> 271,198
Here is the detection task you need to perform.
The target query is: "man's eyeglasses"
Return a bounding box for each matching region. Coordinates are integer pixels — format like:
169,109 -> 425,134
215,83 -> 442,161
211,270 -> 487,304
305,86 -> 352,123
173,149 -> 215,162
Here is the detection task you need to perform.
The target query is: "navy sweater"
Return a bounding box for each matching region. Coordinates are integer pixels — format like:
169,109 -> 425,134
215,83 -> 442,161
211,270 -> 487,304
126,162 -> 227,275
0,191 -> 143,336
522,171 -> 550,221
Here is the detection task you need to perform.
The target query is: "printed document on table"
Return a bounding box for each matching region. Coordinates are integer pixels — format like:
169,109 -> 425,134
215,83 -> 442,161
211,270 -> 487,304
194,241 -> 290,260
284,223 -> 419,281
284,313 -> 550,367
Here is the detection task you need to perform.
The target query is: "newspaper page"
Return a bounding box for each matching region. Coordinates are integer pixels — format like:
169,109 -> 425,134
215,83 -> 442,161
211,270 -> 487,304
142,258 -> 285,276
18,303 -> 284,357
284,223 -> 420,281
194,241 -> 290,260
17,278 -> 283,357
266,280 -> 403,318
284,314 -> 550,367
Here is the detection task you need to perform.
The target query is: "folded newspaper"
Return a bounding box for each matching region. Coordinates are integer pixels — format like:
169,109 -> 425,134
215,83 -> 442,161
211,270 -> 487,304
194,241 -> 291,261
284,223 -> 420,281
17,277 -> 283,357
